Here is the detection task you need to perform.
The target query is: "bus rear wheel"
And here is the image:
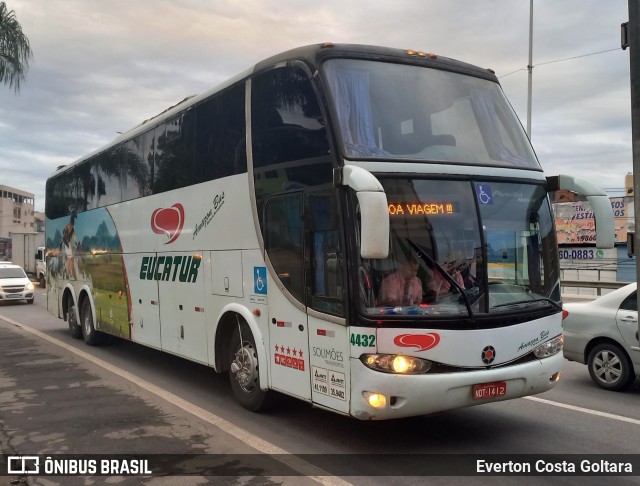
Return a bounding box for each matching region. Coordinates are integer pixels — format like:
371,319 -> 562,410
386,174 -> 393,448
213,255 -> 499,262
81,298 -> 104,346
68,304 -> 82,339
228,321 -> 276,412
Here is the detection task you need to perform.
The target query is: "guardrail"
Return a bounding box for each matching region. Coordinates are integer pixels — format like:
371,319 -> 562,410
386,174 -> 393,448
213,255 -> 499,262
560,279 -> 631,297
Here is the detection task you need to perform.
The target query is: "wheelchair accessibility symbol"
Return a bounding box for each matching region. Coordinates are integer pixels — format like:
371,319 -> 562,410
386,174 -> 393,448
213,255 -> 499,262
254,266 -> 267,294
476,183 -> 493,205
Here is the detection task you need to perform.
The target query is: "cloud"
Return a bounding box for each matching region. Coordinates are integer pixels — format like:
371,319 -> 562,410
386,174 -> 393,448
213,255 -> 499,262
0,0 -> 632,212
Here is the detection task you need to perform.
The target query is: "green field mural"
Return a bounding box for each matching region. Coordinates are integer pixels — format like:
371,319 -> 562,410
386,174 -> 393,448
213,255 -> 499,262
46,208 -> 130,339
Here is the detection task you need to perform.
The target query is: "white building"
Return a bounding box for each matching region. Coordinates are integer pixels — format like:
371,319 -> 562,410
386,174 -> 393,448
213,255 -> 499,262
0,185 -> 36,238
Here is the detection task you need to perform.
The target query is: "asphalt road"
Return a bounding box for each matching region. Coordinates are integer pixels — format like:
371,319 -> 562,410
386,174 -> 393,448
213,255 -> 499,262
0,287 -> 638,485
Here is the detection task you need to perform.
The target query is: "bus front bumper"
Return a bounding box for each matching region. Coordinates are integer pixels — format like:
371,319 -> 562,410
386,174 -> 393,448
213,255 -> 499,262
349,352 -> 563,420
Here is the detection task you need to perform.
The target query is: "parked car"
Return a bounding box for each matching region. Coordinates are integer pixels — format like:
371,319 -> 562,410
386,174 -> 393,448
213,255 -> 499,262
563,282 -> 639,391
0,262 -> 34,304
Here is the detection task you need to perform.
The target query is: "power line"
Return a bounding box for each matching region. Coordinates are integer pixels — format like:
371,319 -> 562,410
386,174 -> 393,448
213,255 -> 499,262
537,47 -> 621,67
499,67 -> 527,79
499,47 -> 622,79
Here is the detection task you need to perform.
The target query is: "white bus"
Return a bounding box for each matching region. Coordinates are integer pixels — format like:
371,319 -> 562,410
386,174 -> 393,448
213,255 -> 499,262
45,43 -> 614,420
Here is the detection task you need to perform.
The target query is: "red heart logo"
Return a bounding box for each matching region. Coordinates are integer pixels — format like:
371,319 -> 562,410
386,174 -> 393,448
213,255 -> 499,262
151,203 -> 185,244
393,333 -> 440,352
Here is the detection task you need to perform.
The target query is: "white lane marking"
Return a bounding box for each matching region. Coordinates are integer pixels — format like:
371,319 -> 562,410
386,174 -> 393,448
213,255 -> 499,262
0,314 -> 352,486
525,396 -> 640,426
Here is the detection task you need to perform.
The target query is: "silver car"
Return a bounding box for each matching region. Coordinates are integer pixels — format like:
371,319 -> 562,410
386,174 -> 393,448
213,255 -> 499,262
563,283 -> 639,391
0,263 -> 35,304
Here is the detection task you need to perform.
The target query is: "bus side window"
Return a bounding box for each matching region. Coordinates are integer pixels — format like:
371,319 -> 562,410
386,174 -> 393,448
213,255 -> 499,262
92,148 -> 122,207
122,137 -> 148,201
194,84 -> 246,183
306,192 -> 344,317
264,193 -> 305,302
251,64 -> 332,227
155,111 -> 195,194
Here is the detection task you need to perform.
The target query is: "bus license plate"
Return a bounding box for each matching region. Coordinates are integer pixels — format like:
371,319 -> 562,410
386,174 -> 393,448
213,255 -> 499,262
472,381 -> 507,400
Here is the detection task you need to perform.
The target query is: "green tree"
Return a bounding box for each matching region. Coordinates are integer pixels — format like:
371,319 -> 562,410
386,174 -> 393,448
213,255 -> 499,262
0,1 -> 32,92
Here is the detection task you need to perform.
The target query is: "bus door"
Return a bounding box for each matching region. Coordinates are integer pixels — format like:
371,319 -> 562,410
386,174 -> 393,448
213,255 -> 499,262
125,253 -> 161,349
158,251 -> 208,364
264,193 -> 311,399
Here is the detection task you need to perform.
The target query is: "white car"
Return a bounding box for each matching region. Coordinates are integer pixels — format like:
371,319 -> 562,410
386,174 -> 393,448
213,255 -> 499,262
0,263 -> 35,304
563,282 -> 639,391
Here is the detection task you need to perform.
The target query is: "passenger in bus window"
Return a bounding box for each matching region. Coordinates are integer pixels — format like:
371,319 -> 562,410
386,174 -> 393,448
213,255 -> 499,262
427,261 -> 465,298
377,257 -> 422,306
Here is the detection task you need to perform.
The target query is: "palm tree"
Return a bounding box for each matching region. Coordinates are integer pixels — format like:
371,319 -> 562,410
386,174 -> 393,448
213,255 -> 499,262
0,2 -> 32,92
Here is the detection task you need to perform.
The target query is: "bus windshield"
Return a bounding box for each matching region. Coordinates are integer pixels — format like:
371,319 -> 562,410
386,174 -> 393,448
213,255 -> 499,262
324,59 -> 539,169
358,179 -> 561,321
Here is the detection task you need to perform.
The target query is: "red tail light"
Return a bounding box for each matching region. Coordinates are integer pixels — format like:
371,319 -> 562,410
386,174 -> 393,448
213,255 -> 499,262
562,309 -> 569,320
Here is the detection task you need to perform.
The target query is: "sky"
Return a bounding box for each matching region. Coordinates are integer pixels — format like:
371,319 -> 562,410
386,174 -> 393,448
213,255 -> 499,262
0,0 -> 633,212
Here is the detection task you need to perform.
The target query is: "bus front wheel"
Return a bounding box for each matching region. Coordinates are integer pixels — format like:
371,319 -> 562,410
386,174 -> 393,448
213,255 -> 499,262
228,321 -> 276,412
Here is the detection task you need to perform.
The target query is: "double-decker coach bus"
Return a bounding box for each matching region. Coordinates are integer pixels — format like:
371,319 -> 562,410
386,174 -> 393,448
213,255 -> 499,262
45,43 -> 614,420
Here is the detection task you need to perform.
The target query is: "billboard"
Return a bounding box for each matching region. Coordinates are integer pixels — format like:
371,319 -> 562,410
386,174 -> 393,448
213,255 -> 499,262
553,197 -> 630,245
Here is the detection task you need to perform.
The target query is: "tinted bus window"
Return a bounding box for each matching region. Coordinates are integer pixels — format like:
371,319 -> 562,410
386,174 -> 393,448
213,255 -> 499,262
251,65 -> 332,225
155,111 -> 195,193
123,133 -> 151,200
194,84 -> 246,183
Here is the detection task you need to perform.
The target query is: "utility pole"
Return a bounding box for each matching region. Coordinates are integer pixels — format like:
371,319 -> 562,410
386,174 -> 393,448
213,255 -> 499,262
527,0 -> 533,139
624,0 -> 640,342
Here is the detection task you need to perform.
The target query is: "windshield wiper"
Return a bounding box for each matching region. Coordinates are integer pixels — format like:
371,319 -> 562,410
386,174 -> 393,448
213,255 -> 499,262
493,297 -> 562,312
406,238 -> 474,316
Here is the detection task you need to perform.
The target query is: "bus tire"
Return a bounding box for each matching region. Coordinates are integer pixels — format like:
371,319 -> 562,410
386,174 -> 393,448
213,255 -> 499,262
228,321 -> 276,412
68,304 -> 82,339
81,298 -> 104,346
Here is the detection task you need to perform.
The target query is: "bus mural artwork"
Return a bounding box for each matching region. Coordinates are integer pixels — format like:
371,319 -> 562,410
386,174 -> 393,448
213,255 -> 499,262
46,207 -> 129,341
45,43 -> 614,420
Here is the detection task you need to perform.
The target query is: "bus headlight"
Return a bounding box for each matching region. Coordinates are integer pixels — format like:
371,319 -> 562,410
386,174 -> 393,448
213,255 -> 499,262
361,354 -> 432,374
533,335 -> 564,359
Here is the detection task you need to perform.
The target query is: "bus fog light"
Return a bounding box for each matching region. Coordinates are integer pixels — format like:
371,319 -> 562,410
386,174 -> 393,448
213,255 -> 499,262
364,392 -> 387,408
533,335 -> 563,359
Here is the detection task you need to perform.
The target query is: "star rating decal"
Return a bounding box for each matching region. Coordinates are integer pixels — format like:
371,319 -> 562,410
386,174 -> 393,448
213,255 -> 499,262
273,344 -> 305,371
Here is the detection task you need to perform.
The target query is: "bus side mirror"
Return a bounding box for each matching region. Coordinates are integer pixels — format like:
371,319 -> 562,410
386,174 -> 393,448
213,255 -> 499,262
340,165 -> 390,259
357,192 -> 389,258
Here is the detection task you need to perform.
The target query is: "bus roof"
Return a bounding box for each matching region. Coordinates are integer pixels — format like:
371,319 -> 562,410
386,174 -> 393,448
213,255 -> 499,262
51,43 -> 500,178
254,43 -> 499,82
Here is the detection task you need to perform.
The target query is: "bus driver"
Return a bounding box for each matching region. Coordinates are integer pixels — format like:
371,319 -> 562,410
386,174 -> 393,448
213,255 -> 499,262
377,257 -> 422,306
